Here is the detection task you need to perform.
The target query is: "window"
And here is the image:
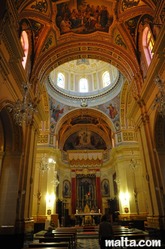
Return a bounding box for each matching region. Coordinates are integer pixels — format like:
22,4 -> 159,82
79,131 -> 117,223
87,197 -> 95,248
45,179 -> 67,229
79,78 -> 88,92
20,31 -> 29,69
57,72 -> 65,88
102,71 -> 111,87
142,26 -> 154,66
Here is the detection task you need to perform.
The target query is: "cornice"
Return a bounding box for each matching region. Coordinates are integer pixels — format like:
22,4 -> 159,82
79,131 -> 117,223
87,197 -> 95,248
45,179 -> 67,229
46,72 -> 123,107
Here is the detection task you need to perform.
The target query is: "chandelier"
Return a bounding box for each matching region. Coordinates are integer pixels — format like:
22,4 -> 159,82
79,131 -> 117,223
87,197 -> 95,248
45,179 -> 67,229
153,75 -> 165,117
12,82 -> 37,126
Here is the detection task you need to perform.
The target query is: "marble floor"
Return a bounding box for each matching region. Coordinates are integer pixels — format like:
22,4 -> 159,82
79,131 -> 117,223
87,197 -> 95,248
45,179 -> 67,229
77,238 -> 100,249
76,228 -> 100,249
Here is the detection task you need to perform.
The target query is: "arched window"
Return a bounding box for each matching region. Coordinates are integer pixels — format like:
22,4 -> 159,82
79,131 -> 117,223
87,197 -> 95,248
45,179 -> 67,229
20,31 -> 29,69
79,78 -> 88,92
142,26 -> 154,66
57,72 -> 65,88
102,71 -> 111,87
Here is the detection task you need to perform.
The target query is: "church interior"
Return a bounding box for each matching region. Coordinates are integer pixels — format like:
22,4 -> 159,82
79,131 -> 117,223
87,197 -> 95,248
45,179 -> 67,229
0,0 -> 165,248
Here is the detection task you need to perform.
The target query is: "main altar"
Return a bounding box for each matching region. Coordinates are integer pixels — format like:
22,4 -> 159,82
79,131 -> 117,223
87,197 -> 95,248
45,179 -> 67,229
75,212 -> 102,226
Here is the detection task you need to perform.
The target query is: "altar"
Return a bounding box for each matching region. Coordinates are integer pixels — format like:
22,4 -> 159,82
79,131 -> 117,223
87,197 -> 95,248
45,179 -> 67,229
75,212 -> 102,226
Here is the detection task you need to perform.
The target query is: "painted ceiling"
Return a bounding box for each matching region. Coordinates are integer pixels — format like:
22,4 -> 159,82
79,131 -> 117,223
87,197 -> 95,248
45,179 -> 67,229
16,0 -> 157,164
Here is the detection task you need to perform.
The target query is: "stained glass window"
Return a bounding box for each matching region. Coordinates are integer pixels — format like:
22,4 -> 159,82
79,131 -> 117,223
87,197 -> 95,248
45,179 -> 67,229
142,26 -> 154,66
20,31 -> 29,69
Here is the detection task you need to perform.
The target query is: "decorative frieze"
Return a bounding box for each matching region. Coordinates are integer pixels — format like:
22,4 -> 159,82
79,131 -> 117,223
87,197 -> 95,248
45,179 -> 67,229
38,134 -> 49,143
123,131 -> 137,141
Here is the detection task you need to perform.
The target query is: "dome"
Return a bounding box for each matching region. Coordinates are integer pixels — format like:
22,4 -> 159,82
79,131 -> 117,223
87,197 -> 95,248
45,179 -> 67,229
46,59 -> 124,107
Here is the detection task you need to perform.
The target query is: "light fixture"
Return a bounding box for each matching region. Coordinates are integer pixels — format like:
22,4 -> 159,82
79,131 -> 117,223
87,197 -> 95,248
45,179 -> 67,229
119,191 -> 130,213
12,82 -> 37,126
153,75 -> 165,117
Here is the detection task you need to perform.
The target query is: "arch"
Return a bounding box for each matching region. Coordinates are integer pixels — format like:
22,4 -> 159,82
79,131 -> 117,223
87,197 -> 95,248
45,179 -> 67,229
55,108 -> 115,151
56,108 -> 114,133
33,40 -> 141,87
0,102 -> 23,152
0,105 -> 23,226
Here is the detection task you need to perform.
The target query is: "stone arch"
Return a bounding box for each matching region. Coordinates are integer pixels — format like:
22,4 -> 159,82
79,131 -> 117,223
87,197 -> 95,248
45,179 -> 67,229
0,101 -> 23,152
55,108 -> 115,151
33,39 -> 142,88
0,104 -> 23,226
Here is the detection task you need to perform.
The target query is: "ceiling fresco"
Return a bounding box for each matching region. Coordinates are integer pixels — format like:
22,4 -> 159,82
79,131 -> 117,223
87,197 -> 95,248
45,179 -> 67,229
17,0 -> 155,83
63,130 -> 107,151
17,0 -> 153,46
15,0 -> 157,161
56,0 -> 113,34
121,0 -> 140,10
49,93 -> 120,136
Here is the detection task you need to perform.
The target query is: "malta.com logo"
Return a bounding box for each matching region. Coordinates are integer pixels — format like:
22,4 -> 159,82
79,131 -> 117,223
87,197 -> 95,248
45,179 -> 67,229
105,237 -> 161,247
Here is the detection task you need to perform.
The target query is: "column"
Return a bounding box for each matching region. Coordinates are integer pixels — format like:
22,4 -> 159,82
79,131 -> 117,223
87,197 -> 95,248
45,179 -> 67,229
71,171 -> 76,214
96,170 -> 102,212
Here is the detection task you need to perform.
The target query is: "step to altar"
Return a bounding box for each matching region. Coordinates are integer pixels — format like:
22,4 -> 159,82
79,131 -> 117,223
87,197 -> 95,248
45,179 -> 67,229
75,225 -> 99,232
76,225 -> 99,239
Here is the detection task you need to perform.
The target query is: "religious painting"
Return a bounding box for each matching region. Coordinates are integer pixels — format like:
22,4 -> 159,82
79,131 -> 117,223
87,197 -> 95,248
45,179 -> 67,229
63,130 -> 107,151
101,179 -> 110,197
106,103 -> 118,119
56,0 -> 113,34
49,98 -> 66,134
76,174 -> 96,211
63,180 -> 71,198
121,0 -> 140,11
99,96 -> 120,122
51,103 -> 64,123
